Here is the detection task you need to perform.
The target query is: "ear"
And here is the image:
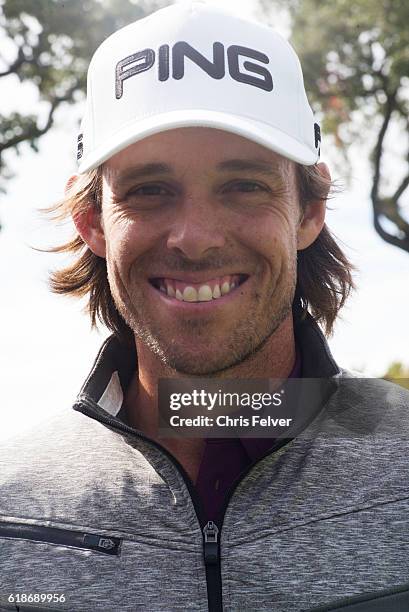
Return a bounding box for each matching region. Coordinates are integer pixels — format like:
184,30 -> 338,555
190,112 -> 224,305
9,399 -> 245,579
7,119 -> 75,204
67,174 -> 106,258
296,162 -> 330,251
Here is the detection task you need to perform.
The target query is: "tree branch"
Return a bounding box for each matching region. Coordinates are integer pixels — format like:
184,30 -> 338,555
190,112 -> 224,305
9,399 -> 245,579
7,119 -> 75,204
0,45 -> 26,77
373,212 -> 409,252
0,84 -> 78,155
0,30 -> 48,78
370,87 -> 397,203
369,87 -> 409,253
394,174 -> 409,202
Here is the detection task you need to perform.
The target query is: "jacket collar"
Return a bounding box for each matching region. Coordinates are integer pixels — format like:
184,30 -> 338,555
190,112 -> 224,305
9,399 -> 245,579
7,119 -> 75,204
295,310 -> 340,378
75,310 -> 340,420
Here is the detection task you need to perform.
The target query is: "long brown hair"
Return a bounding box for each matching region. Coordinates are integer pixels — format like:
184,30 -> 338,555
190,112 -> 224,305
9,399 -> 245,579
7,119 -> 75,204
38,162 -> 355,343
294,163 -> 355,335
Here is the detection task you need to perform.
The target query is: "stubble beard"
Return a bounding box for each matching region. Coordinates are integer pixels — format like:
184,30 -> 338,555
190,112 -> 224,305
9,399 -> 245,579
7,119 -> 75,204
107,255 -> 297,377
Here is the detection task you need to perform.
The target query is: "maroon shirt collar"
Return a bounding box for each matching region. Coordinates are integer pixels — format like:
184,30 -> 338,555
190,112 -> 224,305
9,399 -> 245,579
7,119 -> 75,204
231,344 -> 302,462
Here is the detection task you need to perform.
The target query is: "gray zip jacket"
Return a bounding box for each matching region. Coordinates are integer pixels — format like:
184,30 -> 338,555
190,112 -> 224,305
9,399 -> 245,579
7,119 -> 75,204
1,312 -> 409,612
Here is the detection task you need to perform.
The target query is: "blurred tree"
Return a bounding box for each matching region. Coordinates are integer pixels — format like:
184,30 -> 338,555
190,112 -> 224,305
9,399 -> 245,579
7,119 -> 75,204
260,0 -> 409,254
383,361 -> 409,390
0,0 -> 168,194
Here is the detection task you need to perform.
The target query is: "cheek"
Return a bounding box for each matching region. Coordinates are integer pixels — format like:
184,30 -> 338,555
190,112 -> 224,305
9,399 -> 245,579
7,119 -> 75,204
235,214 -> 296,263
103,215 -> 155,267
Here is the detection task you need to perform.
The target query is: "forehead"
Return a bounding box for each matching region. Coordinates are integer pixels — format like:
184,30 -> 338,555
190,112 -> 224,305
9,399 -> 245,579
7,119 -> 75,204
102,127 -> 295,183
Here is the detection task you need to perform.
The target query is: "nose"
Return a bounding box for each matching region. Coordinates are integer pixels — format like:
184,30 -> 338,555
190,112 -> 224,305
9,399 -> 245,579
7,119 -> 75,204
166,195 -> 226,260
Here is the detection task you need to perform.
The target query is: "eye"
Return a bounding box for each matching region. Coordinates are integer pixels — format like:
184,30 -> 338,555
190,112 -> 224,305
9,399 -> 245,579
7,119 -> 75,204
225,181 -> 267,193
127,183 -> 170,197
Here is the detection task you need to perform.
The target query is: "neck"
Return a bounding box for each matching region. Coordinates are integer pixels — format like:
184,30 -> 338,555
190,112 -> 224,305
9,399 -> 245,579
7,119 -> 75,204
124,312 -> 296,439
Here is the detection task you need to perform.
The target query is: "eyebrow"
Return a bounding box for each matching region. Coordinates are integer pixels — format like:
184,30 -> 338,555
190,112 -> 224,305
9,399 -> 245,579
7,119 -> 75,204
216,158 -> 286,181
110,163 -> 172,187
110,158 -> 287,188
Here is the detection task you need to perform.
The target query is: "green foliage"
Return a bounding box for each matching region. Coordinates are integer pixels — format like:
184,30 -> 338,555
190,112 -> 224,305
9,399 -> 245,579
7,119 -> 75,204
0,0 -> 169,191
262,0 -> 409,166
261,0 -> 409,253
383,361 -> 409,390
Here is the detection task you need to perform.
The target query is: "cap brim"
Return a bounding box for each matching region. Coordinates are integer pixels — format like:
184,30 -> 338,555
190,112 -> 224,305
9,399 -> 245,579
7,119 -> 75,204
77,109 -> 319,173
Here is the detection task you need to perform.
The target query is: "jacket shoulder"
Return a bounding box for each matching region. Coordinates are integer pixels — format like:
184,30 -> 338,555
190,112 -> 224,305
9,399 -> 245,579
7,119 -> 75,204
327,369 -> 409,435
0,408 -> 163,527
0,409 -> 111,487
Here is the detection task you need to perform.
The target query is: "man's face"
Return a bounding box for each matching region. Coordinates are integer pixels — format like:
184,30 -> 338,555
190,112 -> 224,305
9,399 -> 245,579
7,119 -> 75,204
99,128 -> 303,375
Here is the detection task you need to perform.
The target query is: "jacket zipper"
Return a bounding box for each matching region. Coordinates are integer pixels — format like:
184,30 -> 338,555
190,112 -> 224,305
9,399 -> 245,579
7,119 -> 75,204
203,521 -> 219,564
74,399 -> 217,604
74,397 -> 292,612
0,520 -> 121,556
202,437 -> 292,611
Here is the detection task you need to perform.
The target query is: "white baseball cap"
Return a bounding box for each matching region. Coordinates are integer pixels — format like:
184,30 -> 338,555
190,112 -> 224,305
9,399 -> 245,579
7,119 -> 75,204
76,1 -> 321,173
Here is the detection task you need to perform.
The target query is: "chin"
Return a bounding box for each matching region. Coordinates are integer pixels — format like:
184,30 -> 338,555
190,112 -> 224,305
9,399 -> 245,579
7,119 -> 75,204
159,351 -> 227,376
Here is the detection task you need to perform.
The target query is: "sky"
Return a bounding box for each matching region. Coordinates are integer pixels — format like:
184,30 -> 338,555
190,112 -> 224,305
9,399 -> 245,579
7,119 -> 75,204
1,0 -> 409,441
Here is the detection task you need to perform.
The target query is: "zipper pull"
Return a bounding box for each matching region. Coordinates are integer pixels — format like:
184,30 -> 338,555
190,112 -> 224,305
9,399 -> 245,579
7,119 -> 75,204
203,520 -> 219,565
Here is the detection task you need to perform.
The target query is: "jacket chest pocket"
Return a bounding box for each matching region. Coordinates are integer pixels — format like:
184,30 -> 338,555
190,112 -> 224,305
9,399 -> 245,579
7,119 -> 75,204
0,520 -> 122,555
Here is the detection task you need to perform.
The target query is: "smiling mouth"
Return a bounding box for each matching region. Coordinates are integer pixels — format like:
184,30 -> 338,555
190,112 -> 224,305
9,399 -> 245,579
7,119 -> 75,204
149,274 -> 249,302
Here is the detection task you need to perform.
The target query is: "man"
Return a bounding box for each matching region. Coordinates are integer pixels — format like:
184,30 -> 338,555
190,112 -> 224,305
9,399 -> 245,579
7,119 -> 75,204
1,3 -> 409,612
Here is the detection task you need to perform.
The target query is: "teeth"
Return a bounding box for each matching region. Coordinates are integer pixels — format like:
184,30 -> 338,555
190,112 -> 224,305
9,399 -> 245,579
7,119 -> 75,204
198,285 -> 213,301
221,281 -> 230,295
183,286 -> 197,302
156,275 -> 245,302
166,284 -> 175,297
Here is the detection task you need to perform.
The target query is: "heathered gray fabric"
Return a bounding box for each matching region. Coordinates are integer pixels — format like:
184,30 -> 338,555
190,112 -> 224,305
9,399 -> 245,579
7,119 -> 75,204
221,377 -> 409,611
0,409 -> 207,611
1,318 -> 409,611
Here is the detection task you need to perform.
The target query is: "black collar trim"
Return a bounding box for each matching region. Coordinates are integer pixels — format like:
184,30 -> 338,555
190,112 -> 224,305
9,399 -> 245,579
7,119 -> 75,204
75,311 -> 340,418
